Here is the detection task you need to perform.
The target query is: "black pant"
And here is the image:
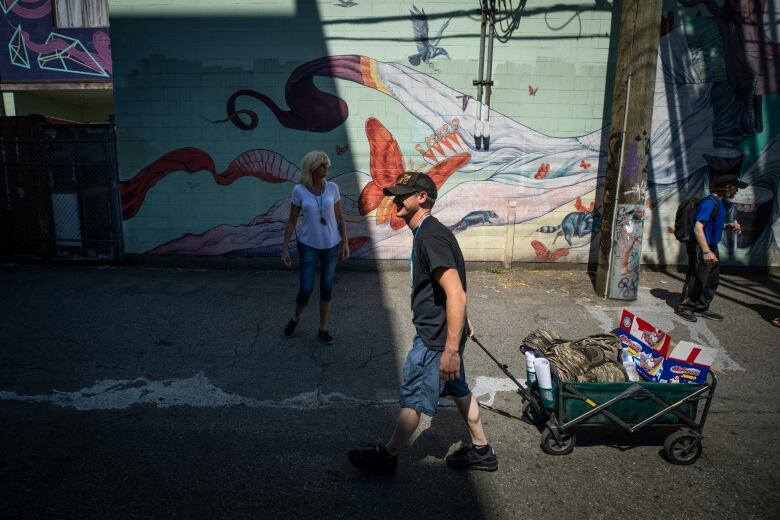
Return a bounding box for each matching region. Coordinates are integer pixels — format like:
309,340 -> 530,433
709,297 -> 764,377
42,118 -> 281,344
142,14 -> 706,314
678,242 -> 720,311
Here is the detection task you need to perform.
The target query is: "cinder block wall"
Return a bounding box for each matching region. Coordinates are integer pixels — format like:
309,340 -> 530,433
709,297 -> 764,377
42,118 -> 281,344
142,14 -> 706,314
110,0 -> 780,266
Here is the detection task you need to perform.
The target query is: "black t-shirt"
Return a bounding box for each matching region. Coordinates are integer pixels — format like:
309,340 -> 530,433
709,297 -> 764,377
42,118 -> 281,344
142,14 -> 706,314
411,215 -> 468,351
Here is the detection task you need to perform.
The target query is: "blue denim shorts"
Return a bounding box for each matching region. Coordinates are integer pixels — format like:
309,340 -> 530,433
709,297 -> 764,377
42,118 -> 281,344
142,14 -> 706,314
399,335 -> 470,417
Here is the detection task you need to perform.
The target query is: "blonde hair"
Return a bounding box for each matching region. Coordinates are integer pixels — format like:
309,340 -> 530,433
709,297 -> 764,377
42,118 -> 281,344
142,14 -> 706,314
300,151 -> 331,188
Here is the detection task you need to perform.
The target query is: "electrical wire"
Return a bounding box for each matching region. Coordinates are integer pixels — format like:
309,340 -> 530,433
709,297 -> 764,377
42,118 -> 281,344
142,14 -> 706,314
494,0 -> 527,44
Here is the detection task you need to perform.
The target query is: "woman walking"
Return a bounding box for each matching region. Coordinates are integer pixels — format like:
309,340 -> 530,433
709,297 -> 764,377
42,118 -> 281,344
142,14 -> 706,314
281,151 -> 349,344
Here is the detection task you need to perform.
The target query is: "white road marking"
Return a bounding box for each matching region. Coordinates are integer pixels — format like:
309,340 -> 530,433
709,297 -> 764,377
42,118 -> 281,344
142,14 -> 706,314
582,286 -> 742,371
1,372 -> 530,412
0,373 -> 397,411
471,376 -> 523,407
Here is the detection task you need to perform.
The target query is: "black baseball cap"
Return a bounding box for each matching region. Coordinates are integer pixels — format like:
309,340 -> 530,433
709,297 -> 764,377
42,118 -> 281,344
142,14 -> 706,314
714,174 -> 748,189
382,172 -> 438,200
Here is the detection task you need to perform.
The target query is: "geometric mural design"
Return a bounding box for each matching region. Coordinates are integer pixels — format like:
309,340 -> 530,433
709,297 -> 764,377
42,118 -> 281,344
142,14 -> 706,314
0,0 -> 21,15
8,24 -> 30,68
37,32 -> 109,77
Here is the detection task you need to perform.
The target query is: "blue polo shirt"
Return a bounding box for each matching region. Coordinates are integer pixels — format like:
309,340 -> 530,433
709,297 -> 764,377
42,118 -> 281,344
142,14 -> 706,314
695,196 -> 726,246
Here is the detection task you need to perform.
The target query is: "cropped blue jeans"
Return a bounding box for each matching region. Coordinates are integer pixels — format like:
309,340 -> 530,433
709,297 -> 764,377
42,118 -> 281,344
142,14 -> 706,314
296,242 -> 340,306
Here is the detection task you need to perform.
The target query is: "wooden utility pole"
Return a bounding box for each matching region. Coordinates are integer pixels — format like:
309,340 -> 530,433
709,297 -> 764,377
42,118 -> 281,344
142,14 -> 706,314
595,0 -> 664,300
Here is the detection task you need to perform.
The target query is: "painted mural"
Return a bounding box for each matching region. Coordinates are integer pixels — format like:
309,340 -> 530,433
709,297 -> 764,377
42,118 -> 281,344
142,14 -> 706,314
0,0 -> 111,82
112,0 -> 780,266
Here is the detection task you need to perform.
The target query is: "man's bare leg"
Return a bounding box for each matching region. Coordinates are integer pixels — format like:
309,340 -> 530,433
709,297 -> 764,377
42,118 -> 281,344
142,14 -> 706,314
385,407 -> 421,456
453,393 -> 488,446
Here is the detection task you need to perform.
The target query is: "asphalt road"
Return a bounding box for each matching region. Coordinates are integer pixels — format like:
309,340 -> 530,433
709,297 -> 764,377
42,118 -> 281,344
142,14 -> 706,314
1,264 -> 778,519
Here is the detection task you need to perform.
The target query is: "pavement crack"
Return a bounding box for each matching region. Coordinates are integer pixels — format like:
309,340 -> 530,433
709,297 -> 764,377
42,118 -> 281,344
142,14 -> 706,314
249,322 -> 261,351
356,348 -> 393,370
306,344 -> 332,392
229,322 -> 261,369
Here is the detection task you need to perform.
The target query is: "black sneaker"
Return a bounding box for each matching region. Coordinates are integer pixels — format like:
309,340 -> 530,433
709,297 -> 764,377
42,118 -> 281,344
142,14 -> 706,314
445,443 -> 498,472
674,307 -> 697,322
695,309 -> 724,321
318,329 -> 334,345
283,319 -> 298,337
348,443 -> 397,476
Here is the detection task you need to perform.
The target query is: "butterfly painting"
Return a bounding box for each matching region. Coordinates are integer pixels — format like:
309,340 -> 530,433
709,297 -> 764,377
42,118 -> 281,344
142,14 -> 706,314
574,196 -> 595,213
579,159 -> 591,170
528,85 -> 539,96
534,163 -> 551,180
455,94 -> 471,111
358,117 -> 471,229
336,143 -> 350,155
531,240 -> 569,262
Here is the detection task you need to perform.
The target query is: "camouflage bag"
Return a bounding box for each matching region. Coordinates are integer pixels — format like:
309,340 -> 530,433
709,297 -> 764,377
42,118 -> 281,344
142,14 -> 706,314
522,330 -> 627,383
546,343 -> 589,381
571,334 -> 621,364
576,362 -> 628,383
521,328 -> 562,356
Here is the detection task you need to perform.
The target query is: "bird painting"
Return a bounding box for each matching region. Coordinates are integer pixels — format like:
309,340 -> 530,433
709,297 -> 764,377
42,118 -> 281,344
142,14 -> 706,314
455,94 -> 472,111
408,6 -> 451,69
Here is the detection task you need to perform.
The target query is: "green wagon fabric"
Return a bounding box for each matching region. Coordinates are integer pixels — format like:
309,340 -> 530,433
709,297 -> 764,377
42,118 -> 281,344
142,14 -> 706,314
557,381 -> 702,425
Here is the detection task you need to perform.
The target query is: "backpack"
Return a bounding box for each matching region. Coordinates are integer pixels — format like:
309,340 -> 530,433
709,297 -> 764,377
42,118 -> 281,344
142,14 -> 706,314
673,196 -> 719,243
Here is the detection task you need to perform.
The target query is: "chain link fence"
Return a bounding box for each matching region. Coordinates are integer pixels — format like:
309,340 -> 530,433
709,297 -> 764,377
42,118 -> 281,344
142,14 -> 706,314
0,116 -> 123,261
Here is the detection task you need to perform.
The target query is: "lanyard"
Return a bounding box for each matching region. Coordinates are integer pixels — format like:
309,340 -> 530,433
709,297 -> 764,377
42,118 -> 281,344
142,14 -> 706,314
312,184 -> 325,224
410,213 -> 432,287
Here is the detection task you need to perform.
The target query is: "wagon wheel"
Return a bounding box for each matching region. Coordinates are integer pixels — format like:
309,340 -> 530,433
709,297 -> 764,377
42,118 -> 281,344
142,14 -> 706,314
540,427 -> 576,456
664,430 -> 702,465
521,401 -> 543,425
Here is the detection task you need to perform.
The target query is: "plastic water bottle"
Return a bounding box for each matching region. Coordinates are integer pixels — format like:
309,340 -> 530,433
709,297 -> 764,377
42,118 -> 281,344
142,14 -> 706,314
623,360 -> 640,382
621,348 -> 640,382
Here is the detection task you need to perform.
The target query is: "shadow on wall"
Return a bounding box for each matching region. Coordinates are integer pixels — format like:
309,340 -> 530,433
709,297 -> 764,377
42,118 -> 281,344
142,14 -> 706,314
114,1 -> 628,267
594,0 -> 780,281
109,1 -> 487,517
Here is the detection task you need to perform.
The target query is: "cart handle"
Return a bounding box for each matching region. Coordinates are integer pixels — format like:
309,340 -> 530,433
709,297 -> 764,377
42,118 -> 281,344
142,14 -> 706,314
470,335 -> 535,404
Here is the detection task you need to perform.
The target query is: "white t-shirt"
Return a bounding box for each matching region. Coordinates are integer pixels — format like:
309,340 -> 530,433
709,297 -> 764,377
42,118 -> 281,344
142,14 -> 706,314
291,182 -> 342,249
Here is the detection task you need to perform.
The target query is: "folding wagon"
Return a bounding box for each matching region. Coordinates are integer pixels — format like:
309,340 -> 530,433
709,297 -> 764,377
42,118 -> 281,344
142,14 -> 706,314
470,336 -> 717,465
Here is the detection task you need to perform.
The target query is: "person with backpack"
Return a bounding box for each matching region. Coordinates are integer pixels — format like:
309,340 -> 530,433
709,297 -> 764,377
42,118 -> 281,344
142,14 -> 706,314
675,174 -> 747,323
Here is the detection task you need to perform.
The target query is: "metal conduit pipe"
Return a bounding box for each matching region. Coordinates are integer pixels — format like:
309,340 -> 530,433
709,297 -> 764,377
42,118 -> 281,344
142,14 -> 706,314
473,0 -> 488,150
482,0 -> 497,150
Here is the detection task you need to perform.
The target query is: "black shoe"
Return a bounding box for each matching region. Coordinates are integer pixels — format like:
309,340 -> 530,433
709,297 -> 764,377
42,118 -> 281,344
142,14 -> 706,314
445,443 -> 498,472
318,329 -> 334,345
348,443 -> 398,476
674,307 -> 697,322
695,309 -> 724,321
283,319 -> 298,337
